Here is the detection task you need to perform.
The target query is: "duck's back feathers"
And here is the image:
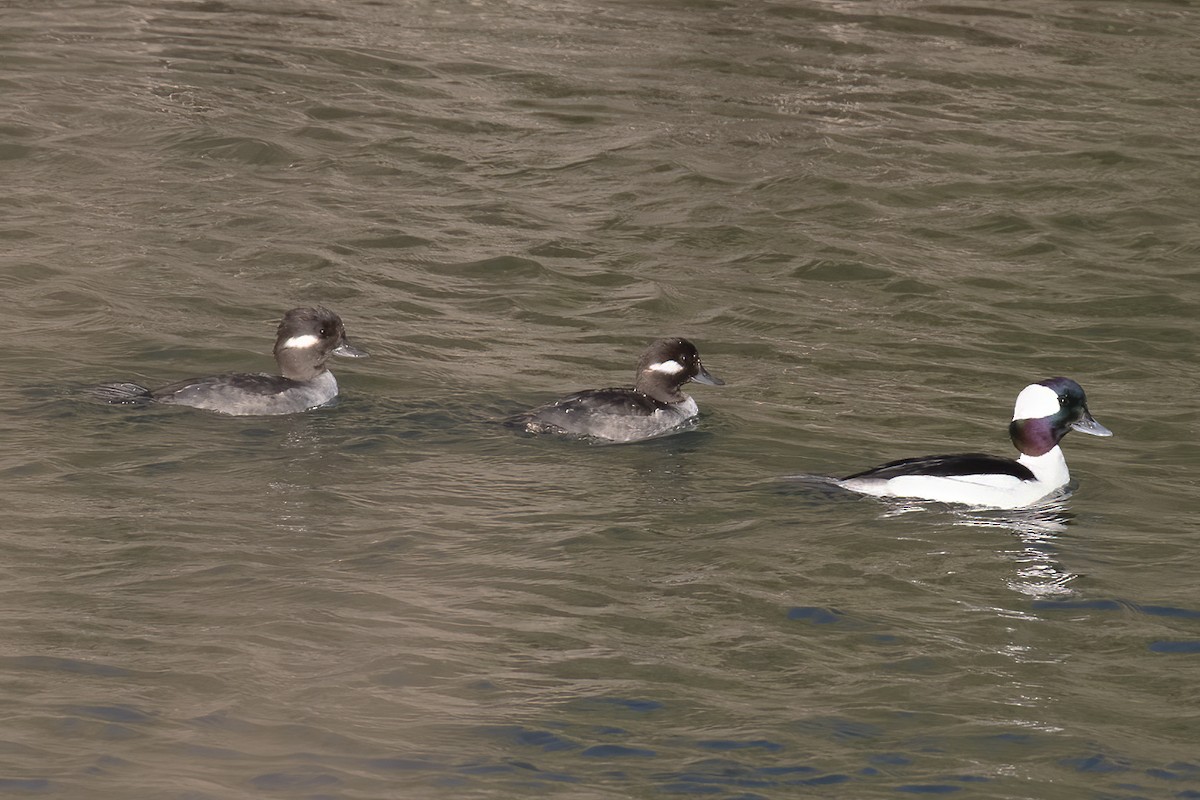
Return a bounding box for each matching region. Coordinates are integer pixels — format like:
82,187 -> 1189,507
155,373 -> 298,402
549,387 -> 671,417
843,453 -> 1036,482
507,387 -> 692,440
152,371 -> 338,415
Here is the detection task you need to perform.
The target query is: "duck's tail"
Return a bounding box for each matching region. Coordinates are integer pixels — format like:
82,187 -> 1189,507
91,382 -> 154,405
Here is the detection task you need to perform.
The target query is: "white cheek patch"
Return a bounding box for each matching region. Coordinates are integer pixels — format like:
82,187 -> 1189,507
281,334 -> 321,350
1012,383 -> 1060,421
647,360 -> 685,375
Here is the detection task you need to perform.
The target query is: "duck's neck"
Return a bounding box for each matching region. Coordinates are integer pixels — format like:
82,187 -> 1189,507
275,350 -> 328,382
634,372 -> 687,404
1017,445 -> 1069,489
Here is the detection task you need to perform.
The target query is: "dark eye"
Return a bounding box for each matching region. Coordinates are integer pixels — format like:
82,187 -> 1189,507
1059,395 -> 1068,405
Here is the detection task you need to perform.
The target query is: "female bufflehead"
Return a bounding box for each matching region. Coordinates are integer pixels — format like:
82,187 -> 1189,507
506,337 -> 724,443
839,377 -> 1112,509
95,306 -> 367,416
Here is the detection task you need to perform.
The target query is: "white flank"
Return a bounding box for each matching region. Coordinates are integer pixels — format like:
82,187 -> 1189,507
281,334 -> 321,349
1011,383 -> 1059,421
648,359 -> 684,375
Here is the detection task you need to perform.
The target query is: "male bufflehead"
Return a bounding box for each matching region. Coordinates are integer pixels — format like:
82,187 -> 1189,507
94,306 -> 367,416
839,377 -> 1112,509
506,337 -> 724,443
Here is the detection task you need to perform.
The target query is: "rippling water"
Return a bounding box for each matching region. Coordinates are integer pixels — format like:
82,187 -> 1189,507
3,1 -> 1199,797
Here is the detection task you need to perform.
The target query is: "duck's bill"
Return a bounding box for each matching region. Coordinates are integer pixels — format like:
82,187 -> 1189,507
1071,410 -> 1112,437
691,364 -> 725,386
333,340 -> 368,358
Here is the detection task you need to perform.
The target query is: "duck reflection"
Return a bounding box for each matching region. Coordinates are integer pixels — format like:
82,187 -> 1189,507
953,500 -> 1078,599
871,495 -> 1079,598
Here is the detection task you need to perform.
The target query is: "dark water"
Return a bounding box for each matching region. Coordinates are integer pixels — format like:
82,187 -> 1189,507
3,1 -> 1199,797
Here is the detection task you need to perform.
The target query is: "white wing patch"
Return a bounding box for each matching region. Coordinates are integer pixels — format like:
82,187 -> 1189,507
647,360 -> 684,375
1012,383 -> 1059,421
281,334 -> 321,349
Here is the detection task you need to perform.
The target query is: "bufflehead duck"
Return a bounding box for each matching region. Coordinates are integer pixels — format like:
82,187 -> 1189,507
506,337 -> 724,443
839,377 -> 1112,509
94,306 -> 367,416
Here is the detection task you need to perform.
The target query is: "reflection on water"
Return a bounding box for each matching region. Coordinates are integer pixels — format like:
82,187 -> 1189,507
877,498 -> 1078,598
949,499 -> 1074,539
951,500 -> 1078,600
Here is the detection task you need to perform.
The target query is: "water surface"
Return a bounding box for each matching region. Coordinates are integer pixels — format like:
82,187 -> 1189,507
3,1 -> 1199,797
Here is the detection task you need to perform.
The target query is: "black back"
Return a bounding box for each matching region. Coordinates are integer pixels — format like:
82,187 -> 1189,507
156,372 -> 301,401
505,387 -> 670,431
556,387 -> 670,415
843,453 -> 1036,482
